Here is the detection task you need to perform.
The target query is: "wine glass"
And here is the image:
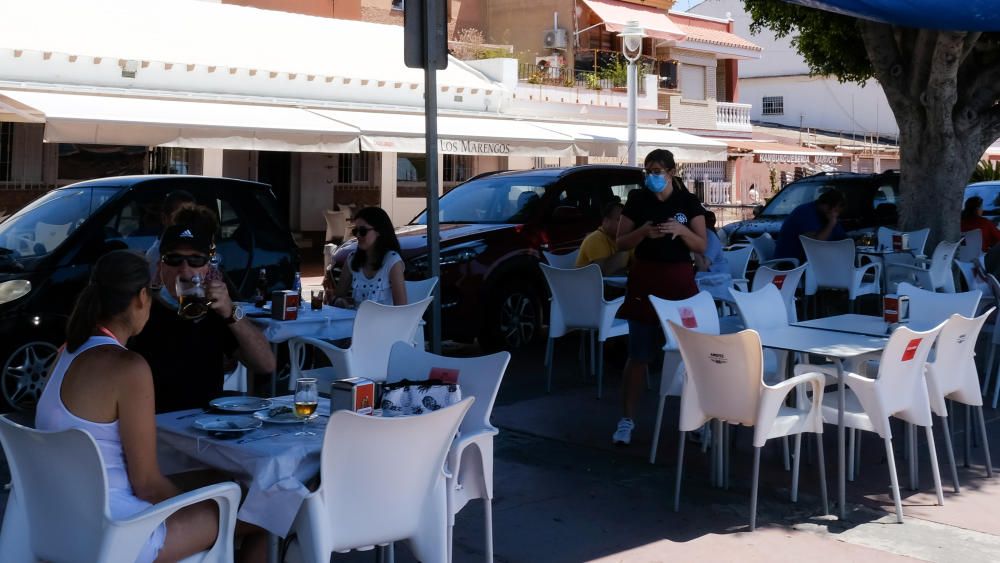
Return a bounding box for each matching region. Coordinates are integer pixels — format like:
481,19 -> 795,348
294,378 -> 319,436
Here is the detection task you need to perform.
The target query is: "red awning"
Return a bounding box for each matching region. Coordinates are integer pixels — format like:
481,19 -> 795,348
581,0 -> 687,42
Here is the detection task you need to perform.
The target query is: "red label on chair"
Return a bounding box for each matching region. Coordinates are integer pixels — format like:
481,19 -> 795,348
429,367 -> 460,384
679,306 -> 698,328
772,275 -> 787,289
901,338 -> 922,361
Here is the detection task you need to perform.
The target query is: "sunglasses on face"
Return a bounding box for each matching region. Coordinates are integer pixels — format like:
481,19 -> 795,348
161,253 -> 210,268
351,226 -> 374,237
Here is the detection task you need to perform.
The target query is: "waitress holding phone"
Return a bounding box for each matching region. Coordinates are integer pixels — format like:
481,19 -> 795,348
612,149 -> 707,446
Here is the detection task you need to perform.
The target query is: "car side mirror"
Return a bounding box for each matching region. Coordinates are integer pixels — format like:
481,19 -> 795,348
752,205 -> 764,218
552,206 -> 584,222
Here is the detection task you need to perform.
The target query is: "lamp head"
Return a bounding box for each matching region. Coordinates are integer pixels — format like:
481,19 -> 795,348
619,20 -> 645,62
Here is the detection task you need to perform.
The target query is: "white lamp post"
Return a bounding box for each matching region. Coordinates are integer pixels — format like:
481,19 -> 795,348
619,20 -> 645,167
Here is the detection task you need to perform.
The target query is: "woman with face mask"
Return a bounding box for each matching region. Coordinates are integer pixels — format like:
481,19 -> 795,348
611,149 -> 708,446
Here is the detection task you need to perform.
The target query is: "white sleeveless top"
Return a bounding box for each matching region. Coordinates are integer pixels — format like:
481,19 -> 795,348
350,250 -> 403,305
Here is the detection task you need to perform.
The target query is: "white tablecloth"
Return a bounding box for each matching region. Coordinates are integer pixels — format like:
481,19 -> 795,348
156,396 -> 329,536
243,303 -> 356,343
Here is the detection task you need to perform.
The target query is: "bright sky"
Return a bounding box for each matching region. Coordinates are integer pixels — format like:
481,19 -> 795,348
674,0 -> 701,10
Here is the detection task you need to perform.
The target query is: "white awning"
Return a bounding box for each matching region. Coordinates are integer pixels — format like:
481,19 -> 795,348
0,90 -> 360,153
537,122 -> 728,163
312,109 -> 578,158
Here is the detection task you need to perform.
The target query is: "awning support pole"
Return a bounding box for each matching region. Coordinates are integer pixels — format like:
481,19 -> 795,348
423,0 -> 442,354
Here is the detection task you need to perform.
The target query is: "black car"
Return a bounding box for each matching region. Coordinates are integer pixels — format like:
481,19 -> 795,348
0,175 -> 299,410
721,171 -> 901,243
332,165 -> 644,350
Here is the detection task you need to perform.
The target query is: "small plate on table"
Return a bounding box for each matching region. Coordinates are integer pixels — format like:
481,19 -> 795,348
193,415 -> 262,437
254,405 -> 319,424
209,396 -> 272,413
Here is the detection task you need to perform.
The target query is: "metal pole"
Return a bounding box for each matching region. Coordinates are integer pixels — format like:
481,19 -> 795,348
627,60 -> 638,167
423,0 -> 442,354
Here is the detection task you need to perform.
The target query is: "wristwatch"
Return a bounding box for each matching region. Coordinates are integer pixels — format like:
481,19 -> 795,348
225,303 -> 245,325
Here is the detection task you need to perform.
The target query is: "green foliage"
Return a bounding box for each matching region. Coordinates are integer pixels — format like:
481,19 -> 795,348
743,0 -> 874,84
474,47 -> 513,60
971,160 -> 1000,182
584,72 -> 602,90
598,56 -> 630,87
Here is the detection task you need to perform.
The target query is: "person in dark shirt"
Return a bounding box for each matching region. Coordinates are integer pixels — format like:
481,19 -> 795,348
129,208 -> 275,412
773,189 -> 848,263
612,149 -> 707,446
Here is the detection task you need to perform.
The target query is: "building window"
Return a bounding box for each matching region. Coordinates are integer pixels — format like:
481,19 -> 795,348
397,154 -> 427,183
391,0 -> 403,10
443,155 -> 473,183
659,60 -> 678,90
680,64 -> 706,101
762,96 -> 784,115
0,123 -> 12,181
338,152 -> 372,184
148,147 -> 195,175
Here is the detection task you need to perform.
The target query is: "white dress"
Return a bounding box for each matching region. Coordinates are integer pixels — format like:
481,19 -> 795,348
35,336 -> 167,563
349,250 -> 403,305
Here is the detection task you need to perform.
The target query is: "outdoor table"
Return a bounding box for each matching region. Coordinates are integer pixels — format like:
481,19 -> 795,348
795,313 -> 892,337
157,395 -> 330,562
856,246 -> 917,291
756,325 -> 888,519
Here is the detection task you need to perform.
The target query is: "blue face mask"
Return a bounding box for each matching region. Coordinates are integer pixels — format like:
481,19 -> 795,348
645,173 -> 667,193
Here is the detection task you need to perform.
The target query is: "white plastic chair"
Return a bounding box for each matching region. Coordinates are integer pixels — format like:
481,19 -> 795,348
324,209 -> 348,243
896,282 -> 981,327
542,248 -> 580,269
887,240 -> 960,293
749,233 -> 800,269
796,323 -> 946,523
924,310 -> 995,493
289,399 -> 474,563
729,285 -> 796,386
288,297 -> 433,389
648,291 -> 720,464
959,230 -> 984,263
800,237 -> 881,311
540,263 -> 627,398
0,416 -> 241,563
877,227 -> 930,256
222,362 -> 247,393
750,263 -> 807,323
405,277 -> 439,348
955,259 -> 991,296
386,342 -> 511,563
723,245 -> 754,290
671,324 -> 827,531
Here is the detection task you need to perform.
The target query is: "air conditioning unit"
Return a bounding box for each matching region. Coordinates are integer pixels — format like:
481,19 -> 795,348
543,28 -> 568,50
535,55 -> 560,68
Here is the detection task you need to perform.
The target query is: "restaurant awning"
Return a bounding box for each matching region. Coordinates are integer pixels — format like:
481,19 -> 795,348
539,122 -> 728,163
311,109 -> 578,158
0,90 -> 361,153
581,0 -> 687,42
720,139 -> 842,164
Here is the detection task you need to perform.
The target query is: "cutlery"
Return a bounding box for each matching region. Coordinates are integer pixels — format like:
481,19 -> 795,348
237,433 -> 281,444
177,409 -> 210,420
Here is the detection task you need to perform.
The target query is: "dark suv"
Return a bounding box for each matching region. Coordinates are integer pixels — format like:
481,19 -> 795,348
721,171 -> 901,243
332,165 -> 643,349
0,175 -> 299,410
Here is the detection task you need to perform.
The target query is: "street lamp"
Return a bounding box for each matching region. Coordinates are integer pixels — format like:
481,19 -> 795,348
619,21 -> 645,167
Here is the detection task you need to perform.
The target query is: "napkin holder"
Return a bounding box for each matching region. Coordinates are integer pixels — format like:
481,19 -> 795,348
883,294 -> 910,324
892,233 -> 910,252
330,377 -> 375,415
272,290 -> 300,321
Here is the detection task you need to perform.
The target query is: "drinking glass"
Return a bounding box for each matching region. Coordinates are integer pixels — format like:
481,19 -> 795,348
176,275 -> 210,321
294,378 -> 319,436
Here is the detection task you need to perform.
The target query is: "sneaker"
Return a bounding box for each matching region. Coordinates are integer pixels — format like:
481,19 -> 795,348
612,417 -> 635,445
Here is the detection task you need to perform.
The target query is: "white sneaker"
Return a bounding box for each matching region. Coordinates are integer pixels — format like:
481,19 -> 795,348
612,417 -> 635,445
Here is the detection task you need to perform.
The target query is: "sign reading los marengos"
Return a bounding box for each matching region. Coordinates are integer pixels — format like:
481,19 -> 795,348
439,139 -> 512,155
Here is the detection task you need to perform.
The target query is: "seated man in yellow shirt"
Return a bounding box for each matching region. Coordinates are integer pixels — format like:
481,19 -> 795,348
575,201 -> 631,275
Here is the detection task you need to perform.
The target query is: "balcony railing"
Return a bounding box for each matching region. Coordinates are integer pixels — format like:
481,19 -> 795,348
716,102 -> 752,132
518,50 -> 656,94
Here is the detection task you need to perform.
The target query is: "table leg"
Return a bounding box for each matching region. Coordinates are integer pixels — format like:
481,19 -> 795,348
267,534 -> 280,563
836,357 -> 846,520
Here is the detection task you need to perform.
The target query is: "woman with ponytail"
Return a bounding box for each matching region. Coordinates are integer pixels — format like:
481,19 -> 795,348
35,250 -> 223,562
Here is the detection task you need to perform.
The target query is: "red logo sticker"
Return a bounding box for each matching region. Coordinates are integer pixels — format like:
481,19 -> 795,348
772,275 -> 787,289
679,306 -> 698,329
429,367 -> 460,384
901,338 -> 922,361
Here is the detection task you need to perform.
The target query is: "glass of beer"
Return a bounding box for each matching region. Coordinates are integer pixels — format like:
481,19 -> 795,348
176,275 -> 210,321
311,290 -> 324,311
294,378 -> 319,436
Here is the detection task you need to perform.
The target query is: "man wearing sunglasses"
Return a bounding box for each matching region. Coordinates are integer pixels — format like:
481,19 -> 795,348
130,215 -> 275,413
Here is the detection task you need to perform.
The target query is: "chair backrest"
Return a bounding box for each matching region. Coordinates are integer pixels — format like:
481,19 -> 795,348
926,309 -> 993,411
750,263 -> 807,322
386,342 -> 509,434
927,240 -> 961,287
896,282 -> 980,327
954,260 -> 990,294
542,249 -> 581,269
316,399 -> 473,552
671,323 -> 764,429
749,233 -> 776,262
877,227 -> 930,256
959,230 -> 984,262
324,210 -> 347,242
723,245 -> 754,280
405,277 -> 439,303
875,324 -> 943,423
350,298 -> 433,381
540,263 -> 606,335
649,291 -> 720,350
0,417 -> 110,562
800,237 -> 856,290
729,284 -> 790,332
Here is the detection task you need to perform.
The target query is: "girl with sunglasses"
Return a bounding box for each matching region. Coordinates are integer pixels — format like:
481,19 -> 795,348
331,206 -> 407,308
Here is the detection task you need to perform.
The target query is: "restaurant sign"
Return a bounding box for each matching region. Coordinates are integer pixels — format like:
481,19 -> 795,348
756,153 -> 840,165
439,139 -> 511,155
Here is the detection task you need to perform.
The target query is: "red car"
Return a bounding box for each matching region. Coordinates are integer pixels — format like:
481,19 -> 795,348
332,165 -> 643,349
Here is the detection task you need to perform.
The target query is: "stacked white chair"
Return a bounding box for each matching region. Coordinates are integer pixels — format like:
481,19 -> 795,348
540,263 -> 627,398
0,417 -> 242,563
750,263 -> 808,323
386,342 -> 511,563
542,248 -> 580,269
886,240 -> 960,293
288,297 -> 433,389
671,324 -> 828,531
289,399 -> 474,563
800,237 -> 881,312
796,323 -> 946,523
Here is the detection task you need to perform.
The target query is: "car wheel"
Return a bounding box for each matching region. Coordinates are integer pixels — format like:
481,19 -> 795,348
482,280 -> 542,351
2,341 -> 60,412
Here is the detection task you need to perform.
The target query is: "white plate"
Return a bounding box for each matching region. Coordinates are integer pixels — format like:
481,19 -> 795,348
254,405 -> 320,424
209,396 -> 272,413
193,415 -> 262,434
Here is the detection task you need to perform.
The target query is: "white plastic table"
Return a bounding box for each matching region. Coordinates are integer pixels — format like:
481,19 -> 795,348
795,314 -> 892,337
756,325 -> 888,519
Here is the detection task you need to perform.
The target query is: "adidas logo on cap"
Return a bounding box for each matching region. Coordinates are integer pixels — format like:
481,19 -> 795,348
179,229 -> 194,238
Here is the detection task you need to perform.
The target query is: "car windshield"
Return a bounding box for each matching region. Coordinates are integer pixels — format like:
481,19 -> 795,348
965,184 -> 1000,216
762,179 -> 872,218
0,187 -> 114,258
413,175 -> 552,224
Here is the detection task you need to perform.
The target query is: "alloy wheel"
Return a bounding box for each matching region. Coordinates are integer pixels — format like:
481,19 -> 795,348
3,341 -> 59,411
498,291 -> 539,349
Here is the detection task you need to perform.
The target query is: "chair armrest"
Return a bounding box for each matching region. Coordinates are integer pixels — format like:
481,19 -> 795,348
754,372 -> 825,446
759,257 -> 799,269
731,278 -> 749,292
447,430 -> 498,502
793,363 -> 839,378
291,336 -> 352,379
853,261 -> 881,288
